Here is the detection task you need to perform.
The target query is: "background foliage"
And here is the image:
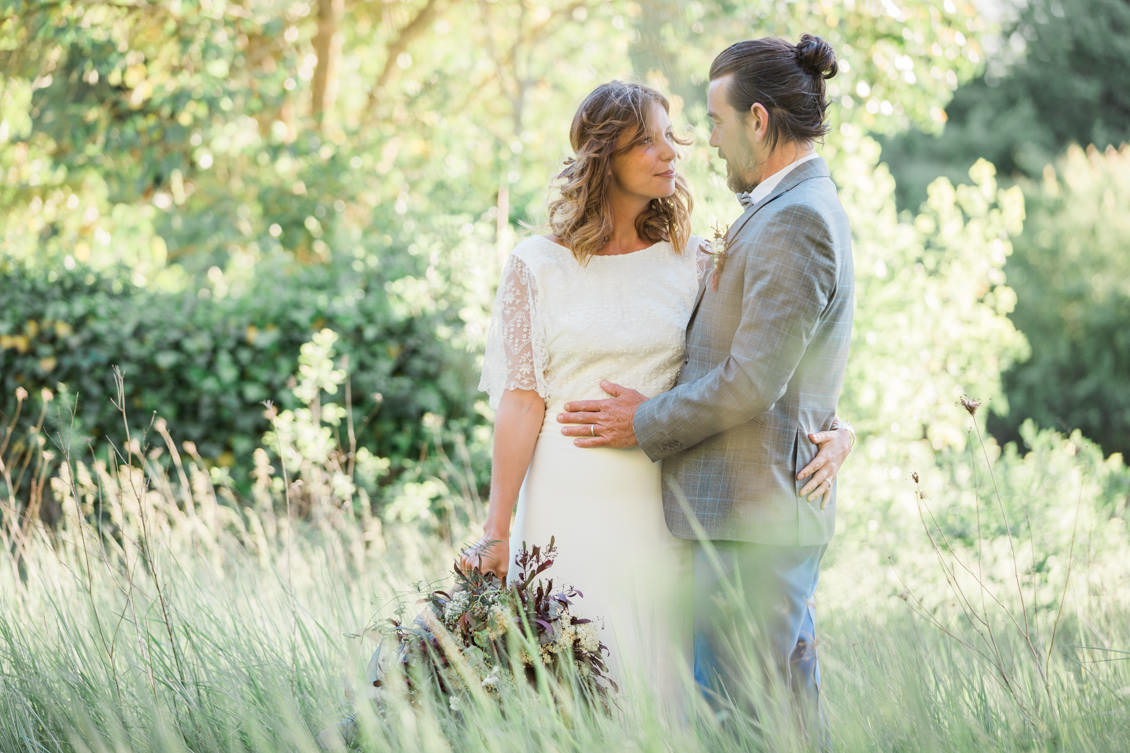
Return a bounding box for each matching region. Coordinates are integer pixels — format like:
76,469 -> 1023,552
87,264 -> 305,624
1,0 -> 1009,509
988,144 -> 1130,456
0,0 -> 1125,537
879,0 -> 1130,458
1,0 -> 1126,533
880,0 -> 1130,207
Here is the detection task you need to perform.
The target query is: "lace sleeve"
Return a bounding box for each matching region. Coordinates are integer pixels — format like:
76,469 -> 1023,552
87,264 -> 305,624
478,253 -> 549,409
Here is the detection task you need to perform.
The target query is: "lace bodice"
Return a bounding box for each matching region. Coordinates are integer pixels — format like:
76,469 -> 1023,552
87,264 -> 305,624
479,235 -> 703,421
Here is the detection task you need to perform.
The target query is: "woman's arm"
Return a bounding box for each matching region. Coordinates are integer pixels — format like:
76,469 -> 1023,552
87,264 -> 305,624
459,388 -> 545,579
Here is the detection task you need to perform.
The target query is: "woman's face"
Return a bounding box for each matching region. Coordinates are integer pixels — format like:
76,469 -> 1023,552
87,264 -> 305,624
609,101 -> 678,202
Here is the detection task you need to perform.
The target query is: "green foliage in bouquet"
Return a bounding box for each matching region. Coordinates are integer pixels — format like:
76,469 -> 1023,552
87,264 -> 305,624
369,539 -> 615,711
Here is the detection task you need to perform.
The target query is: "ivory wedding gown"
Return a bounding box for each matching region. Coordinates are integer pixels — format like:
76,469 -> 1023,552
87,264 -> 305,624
480,235 -> 702,705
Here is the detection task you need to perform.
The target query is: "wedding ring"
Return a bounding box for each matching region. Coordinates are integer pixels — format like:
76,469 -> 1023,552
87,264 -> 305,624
590,424 -> 596,437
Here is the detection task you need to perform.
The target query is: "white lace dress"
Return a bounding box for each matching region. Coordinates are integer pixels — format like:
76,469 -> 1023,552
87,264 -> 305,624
480,234 -> 702,705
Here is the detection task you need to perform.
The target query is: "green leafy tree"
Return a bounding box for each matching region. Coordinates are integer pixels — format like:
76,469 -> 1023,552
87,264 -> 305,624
989,144 -> 1130,457
628,0 -> 989,138
881,0 -> 1130,209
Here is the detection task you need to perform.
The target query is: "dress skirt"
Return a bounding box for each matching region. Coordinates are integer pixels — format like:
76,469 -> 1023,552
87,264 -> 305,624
508,422 -> 692,708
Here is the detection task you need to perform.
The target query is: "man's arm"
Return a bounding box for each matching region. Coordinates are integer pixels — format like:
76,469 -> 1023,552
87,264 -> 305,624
635,202 -> 838,460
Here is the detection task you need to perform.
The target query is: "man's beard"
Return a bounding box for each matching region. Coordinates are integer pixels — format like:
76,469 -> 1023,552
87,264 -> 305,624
725,162 -> 755,194
723,140 -> 759,194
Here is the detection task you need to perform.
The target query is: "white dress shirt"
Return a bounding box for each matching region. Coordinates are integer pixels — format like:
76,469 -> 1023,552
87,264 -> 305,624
738,151 -> 820,208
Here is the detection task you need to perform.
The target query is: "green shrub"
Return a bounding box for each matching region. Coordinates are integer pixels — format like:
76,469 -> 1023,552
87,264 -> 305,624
989,144 -> 1130,458
0,254 -> 485,500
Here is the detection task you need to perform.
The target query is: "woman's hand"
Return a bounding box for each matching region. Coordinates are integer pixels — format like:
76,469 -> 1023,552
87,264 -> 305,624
797,422 -> 855,508
459,535 -> 509,580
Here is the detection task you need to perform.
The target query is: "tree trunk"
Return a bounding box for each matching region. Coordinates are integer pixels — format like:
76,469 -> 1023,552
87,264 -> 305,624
311,0 -> 344,132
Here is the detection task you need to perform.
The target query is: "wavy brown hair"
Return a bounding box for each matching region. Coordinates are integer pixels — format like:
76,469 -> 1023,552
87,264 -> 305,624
547,81 -> 693,265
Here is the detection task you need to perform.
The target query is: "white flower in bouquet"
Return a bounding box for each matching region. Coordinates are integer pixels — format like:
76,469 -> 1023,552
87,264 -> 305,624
442,590 -> 470,627
556,623 -> 578,653
577,622 -> 601,654
487,604 -> 510,639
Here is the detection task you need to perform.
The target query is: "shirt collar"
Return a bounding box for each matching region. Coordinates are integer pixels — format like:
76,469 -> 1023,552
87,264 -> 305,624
736,151 -> 819,209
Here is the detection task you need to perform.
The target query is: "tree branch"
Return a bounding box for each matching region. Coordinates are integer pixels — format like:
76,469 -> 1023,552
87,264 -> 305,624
450,0 -> 586,120
364,0 -> 445,111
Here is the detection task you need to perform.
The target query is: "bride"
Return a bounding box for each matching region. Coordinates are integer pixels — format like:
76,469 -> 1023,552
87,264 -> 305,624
459,81 -> 851,702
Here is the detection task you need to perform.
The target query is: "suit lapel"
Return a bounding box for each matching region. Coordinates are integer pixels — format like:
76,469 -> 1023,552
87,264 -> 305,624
687,158 -> 831,319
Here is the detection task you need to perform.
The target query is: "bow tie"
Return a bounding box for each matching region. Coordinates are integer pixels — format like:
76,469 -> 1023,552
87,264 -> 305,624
737,191 -> 755,208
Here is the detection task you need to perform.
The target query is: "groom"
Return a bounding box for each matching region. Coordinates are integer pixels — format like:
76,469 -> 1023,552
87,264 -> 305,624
558,36 -> 853,728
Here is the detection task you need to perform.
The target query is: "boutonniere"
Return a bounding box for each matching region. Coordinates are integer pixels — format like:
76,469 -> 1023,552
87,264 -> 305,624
701,220 -> 730,291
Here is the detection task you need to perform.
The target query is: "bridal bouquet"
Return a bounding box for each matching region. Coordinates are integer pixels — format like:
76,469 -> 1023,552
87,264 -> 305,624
364,538 -> 615,710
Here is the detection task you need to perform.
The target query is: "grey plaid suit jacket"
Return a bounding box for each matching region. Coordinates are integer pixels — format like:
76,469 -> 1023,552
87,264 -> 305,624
634,157 -> 853,546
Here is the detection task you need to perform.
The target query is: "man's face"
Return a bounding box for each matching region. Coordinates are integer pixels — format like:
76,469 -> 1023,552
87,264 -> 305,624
707,74 -> 761,194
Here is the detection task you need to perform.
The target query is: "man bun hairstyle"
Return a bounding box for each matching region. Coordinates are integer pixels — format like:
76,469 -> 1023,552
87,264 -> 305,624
710,34 -> 838,149
795,33 -> 838,79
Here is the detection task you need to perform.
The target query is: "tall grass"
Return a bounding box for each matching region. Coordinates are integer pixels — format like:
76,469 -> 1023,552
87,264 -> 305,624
1,386 -> 1128,752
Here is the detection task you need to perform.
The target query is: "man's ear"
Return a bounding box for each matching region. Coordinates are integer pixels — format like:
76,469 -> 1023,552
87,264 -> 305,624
748,102 -> 770,141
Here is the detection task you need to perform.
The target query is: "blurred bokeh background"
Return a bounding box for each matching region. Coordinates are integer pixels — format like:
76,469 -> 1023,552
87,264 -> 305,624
2,0 -> 1127,535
